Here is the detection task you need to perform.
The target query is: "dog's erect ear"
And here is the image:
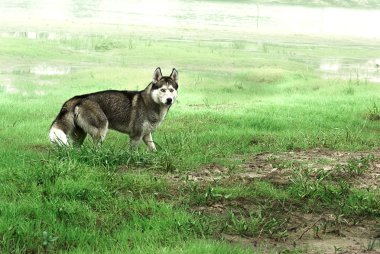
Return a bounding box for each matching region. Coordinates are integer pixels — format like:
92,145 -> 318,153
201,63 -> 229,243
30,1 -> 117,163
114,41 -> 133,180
170,68 -> 178,83
153,67 -> 163,83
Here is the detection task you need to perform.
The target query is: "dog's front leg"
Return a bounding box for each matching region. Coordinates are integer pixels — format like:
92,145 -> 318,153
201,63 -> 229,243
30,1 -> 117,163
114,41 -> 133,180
130,136 -> 142,150
143,133 -> 156,152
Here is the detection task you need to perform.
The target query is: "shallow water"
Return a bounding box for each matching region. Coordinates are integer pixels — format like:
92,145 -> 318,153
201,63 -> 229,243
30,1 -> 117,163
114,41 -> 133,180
30,64 -> 71,76
1,0 -> 380,39
320,58 -> 380,83
1,1 -> 380,84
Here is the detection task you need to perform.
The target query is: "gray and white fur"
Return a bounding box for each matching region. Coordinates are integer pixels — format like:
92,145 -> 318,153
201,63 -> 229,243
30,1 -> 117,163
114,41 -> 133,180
49,67 -> 178,151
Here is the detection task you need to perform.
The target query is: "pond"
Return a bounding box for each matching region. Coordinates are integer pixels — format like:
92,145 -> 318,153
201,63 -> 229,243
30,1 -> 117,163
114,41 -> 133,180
1,0 -> 380,39
1,1 -> 380,84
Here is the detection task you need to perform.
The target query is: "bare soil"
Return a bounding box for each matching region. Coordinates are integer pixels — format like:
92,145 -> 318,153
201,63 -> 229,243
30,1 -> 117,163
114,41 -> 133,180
167,149 -> 380,253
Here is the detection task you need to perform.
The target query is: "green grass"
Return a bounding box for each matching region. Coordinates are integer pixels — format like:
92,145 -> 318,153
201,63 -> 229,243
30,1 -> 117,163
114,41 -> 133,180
1,29 -> 380,253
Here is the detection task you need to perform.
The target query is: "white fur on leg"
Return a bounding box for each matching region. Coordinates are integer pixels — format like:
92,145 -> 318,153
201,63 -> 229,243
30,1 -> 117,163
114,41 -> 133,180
49,127 -> 69,146
143,133 -> 156,152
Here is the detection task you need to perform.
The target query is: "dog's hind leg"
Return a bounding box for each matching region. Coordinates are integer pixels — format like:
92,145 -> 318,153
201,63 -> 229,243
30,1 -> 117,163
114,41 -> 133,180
74,100 -> 108,146
70,127 -> 87,147
49,110 -> 75,146
49,124 -> 69,146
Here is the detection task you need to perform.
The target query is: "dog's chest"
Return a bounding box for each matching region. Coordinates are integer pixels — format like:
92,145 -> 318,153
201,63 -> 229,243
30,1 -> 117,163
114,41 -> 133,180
142,119 -> 163,135
142,110 -> 167,134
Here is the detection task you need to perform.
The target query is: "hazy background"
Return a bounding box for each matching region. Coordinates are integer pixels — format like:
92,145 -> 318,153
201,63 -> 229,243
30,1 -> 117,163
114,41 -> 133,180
2,0 -> 379,85
1,0 -> 380,39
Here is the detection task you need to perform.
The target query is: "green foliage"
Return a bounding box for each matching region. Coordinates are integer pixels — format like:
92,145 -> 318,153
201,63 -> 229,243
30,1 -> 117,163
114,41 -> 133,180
223,209 -> 287,238
1,23 -> 380,253
366,102 -> 380,121
287,167 -> 380,217
336,155 -> 374,176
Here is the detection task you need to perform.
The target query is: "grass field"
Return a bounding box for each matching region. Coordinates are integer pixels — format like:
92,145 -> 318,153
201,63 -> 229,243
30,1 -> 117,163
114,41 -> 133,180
1,12 -> 380,253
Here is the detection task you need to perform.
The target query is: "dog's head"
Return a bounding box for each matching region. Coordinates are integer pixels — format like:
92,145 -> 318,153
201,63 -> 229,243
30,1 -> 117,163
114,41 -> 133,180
151,67 -> 178,106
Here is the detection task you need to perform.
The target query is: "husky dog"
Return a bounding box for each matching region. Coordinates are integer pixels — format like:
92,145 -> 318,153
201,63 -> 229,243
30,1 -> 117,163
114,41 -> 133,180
49,67 -> 178,151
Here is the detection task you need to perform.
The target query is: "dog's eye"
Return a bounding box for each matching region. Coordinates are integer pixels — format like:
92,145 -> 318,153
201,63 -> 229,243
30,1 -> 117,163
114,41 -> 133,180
160,89 -> 166,92
169,89 -> 174,93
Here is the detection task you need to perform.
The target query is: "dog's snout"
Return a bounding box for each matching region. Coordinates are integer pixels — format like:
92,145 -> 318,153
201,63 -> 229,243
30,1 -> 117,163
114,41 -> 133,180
166,98 -> 173,105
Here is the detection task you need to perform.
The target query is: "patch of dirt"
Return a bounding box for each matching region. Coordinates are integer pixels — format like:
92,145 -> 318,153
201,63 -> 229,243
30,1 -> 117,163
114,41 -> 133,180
169,163 -> 230,184
168,148 -> 380,189
222,233 -> 380,254
241,149 -> 380,190
283,213 -> 379,254
165,149 -> 380,253
190,198 -> 379,253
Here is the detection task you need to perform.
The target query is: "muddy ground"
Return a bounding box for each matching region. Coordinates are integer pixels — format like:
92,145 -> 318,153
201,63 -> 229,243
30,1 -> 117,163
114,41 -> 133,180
166,149 -> 380,253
